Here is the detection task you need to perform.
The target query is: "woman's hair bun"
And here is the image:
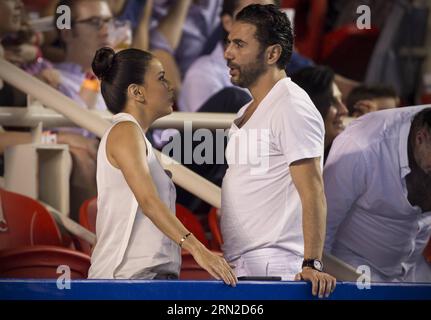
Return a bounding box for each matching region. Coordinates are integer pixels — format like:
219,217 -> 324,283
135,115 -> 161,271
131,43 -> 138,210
92,47 -> 116,80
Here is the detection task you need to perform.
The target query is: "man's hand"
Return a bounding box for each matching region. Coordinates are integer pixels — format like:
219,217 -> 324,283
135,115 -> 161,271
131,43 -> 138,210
295,267 -> 336,298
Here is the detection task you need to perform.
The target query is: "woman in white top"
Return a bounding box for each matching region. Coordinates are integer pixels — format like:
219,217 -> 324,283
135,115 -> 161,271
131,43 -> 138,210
87,47 -> 236,286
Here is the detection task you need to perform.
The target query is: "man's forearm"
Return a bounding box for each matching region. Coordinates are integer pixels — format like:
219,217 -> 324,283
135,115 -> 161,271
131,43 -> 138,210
302,191 -> 327,260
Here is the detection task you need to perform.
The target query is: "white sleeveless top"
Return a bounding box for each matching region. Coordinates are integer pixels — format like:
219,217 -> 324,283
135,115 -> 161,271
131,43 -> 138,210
88,113 -> 181,279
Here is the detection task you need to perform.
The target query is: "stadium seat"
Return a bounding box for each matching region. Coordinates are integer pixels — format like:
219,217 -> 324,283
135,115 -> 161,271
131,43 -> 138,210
0,245 -> 91,279
424,237 -> 431,264
79,197 -> 97,233
317,24 -> 380,81
281,0 -> 328,60
0,188 -> 63,251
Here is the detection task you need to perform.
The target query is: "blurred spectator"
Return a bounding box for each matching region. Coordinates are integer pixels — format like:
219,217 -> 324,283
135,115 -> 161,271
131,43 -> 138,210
149,0 -> 222,77
324,106 -> 431,282
292,66 -> 348,161
0,1 -> 95,176
54,0 -> 112,112
0,0 -> 24,105
111,0 -> 222,95
346,84 -> 400,118
2,5 -> 61,89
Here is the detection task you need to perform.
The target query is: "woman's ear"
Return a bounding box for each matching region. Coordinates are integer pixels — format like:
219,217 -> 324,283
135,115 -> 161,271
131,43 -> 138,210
266,44 -> 282,66
127,84 -> 146,103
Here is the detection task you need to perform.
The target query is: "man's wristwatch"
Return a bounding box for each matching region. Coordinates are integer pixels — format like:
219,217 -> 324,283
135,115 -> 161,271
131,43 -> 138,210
302,259 -> 323,272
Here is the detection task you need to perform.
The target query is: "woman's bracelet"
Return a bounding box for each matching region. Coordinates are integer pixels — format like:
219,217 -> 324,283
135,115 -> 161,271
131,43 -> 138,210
179,232 -> 192,248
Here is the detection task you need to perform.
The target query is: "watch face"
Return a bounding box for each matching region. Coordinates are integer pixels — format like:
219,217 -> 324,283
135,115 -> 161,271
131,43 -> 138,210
314,260 -> 323,271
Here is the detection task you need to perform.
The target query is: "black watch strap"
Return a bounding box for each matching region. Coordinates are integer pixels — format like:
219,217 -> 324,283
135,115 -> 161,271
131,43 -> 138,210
302,259 -> 323,272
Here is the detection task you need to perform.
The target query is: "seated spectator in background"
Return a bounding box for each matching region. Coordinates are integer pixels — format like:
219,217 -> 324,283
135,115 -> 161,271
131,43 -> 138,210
292,66 -> 348,161
53,0 -> 112,112
1,0 -> 99,219
50,0 -> 111,218
1,0 -> 60,105
324,106 -> 431,282
0,0 -> 23,104
346,84 -> 400,118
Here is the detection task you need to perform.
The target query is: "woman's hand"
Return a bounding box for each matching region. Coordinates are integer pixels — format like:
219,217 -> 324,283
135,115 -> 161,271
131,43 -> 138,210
185,236 -> 237,287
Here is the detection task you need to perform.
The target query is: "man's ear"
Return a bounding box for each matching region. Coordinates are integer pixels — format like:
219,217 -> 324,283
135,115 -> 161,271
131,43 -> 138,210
266,44 -> 282,66
127,84 -> 146,103
221,14 -> 234,33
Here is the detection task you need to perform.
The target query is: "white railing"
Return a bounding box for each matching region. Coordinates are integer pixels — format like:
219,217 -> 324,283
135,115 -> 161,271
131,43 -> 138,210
0,106 -> 236,130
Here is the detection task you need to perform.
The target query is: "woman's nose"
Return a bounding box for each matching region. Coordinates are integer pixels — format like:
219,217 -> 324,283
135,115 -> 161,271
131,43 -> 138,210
338,101 -> 348,116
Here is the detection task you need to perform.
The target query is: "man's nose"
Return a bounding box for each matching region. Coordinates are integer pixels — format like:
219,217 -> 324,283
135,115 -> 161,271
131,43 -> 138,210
224,44 -> 233,61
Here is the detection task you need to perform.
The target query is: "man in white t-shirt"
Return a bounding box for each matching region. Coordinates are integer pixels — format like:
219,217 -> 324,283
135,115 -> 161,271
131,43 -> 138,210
220,4 -> 336,298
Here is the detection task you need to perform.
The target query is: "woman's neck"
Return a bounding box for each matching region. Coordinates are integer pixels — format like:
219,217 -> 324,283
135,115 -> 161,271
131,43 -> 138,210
123,102 -> 154,133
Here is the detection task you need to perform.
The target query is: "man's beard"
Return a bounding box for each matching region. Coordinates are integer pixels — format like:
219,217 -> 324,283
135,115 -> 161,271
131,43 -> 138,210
406,140 -> 431,212
228,50 -> 267,88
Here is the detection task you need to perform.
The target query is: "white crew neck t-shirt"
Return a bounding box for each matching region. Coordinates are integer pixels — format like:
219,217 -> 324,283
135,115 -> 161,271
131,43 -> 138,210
221,77 -> 325,263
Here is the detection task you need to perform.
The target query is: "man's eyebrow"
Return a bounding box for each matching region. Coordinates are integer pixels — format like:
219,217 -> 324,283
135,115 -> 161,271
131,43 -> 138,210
227,38 -> 247,46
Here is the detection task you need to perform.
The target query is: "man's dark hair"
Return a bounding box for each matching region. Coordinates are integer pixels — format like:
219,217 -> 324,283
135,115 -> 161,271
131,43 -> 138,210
221,0 -> 242,17
410,108 -> 431,142
291,66 -> 335,119
235,4 -> 293,69
92,47 -> 153,114
346,85 -> 399,116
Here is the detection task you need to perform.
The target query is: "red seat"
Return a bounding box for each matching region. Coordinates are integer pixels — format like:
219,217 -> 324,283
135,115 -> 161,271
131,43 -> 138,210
281,0 -> 328,60
317,24 -> 380,81
424,237 -> 431,264
208,207 -> 223,251
0,245 -> 91,279
79,197 -> 97,233
179,253 -> 213,280
176,204 -> 210,248
0,188 -> 63,251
